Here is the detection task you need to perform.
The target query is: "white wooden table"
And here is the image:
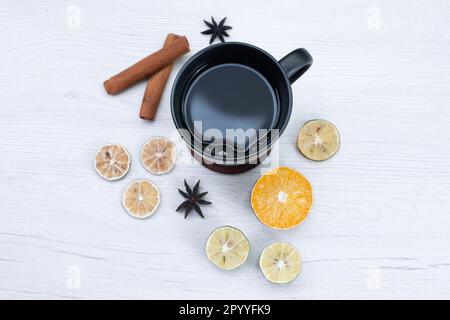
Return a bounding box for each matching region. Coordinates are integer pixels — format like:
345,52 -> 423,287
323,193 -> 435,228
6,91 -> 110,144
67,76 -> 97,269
1,0 -> 450,299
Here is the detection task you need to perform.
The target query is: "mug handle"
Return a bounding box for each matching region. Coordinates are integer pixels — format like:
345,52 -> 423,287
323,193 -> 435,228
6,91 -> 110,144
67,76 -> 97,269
279,48 -> 313,84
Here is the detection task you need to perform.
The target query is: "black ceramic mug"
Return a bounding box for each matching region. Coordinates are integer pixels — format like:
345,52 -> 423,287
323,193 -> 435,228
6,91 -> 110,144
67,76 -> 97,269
171,42 -> 313,173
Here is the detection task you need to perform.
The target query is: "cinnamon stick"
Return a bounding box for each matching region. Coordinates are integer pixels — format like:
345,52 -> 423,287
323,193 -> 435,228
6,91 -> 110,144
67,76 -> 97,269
140,33 -> 180,120
103,35 -> 189,95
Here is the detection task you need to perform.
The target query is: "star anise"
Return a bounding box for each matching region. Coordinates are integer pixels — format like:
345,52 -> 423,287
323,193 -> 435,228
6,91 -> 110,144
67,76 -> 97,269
201,17 -> 232,44
176,180 -> 212,218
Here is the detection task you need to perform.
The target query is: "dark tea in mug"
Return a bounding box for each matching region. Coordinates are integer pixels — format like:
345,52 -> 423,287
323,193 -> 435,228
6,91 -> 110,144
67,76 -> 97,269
183,63 -> 279,148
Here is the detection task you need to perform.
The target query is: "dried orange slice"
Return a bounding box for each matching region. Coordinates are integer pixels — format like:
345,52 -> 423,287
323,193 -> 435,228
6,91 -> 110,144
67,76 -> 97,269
205,226 -> 250,270
297,119 -> 340,161
94,144 -> 130,181
251,166 -> 313,230
259,242 -> 301,284
122,180 -> 160,219
141,137 -> 176,175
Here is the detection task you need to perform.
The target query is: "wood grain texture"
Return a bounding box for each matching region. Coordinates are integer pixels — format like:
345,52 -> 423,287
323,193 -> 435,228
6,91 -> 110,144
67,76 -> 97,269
1,0 -> 450,299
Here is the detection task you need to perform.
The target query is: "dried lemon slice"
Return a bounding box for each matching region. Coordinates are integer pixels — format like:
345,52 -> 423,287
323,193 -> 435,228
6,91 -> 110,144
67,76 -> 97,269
206,226 -> 250,270
251,166 -> 313,230
259,242 -> 301,284
141,137 -> 177,175
94,144 -> 130,181
297,119 -> 340,161
122,180 -> 160,219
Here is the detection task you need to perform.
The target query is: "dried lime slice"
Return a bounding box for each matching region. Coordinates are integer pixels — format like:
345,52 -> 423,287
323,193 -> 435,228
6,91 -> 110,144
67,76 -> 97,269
297,119 -> 340,161
141,137 -> 176,175
206,226 -> 250,270
259,242 -> 301,284
94,144 -> 130,181
122,180 -> 160,219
